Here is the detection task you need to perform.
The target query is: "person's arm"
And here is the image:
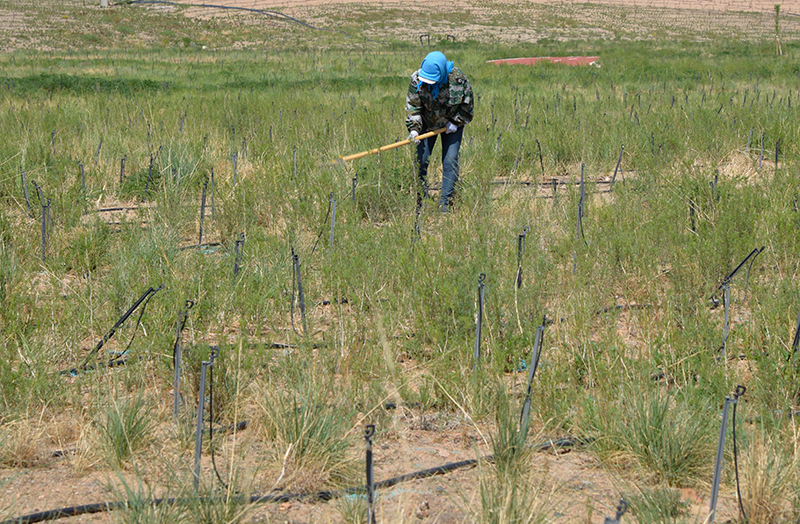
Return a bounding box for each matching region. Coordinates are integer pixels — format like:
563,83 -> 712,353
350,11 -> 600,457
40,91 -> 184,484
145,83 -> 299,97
450,71 -> 474,127
406,74 -> 424,133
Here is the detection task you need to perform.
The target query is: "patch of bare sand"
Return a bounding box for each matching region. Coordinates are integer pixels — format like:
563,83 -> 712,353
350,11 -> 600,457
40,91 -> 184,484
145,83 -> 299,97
166,0 -> 800,13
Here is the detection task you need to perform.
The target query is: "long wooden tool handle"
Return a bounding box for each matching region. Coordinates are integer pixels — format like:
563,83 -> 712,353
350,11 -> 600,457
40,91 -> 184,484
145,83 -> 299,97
339,127 -> 447,163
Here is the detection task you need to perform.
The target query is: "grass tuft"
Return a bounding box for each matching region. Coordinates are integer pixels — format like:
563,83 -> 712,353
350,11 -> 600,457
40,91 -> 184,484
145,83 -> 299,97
583,388 -> 715,487
95,394 -> 154,469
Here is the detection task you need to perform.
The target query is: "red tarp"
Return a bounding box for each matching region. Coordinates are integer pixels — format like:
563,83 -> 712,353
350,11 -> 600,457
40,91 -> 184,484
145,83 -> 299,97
487,56 -> 600,66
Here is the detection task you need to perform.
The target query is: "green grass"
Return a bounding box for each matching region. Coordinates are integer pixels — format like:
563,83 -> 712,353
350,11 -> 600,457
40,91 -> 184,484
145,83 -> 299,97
623,486 -> 690,524
1,1 -> 800,521
95,394 -> 154,468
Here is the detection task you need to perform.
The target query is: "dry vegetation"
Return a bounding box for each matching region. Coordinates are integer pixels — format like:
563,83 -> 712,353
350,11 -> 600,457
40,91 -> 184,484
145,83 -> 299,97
1,1 -> 800,524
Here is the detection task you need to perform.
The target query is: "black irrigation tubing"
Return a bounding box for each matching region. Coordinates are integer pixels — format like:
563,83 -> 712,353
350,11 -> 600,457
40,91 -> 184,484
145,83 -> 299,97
60,356 -> 131,378
732,386 -> 747,523
124,0 -> 382,43
2,437 -> 590,524
178,241 -> 223,252
490,178 -> 616,188
113,286 -> 161,361
60,285 -> 163,376
595,303 -> 652,315
713,246 -> 765,302
85,206 -> 142,213
208,363 -> 229,490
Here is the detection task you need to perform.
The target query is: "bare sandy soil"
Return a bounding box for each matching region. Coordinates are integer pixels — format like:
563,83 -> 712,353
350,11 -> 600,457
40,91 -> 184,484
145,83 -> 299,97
170,0 -> 800,15
0,410 -> 739,524
162,0 -> 800,46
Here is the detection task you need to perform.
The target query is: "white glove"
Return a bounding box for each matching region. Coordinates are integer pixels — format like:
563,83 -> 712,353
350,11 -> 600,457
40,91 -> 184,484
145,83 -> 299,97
407,130 -> 419,141
445,121 -> 458,134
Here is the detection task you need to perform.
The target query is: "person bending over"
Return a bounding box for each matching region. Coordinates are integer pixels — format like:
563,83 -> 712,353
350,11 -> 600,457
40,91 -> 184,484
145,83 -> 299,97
406,51 -> 474,212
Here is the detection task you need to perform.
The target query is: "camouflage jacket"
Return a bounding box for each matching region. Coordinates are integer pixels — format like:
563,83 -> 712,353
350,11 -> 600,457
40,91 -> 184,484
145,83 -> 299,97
405,67 -> 474,133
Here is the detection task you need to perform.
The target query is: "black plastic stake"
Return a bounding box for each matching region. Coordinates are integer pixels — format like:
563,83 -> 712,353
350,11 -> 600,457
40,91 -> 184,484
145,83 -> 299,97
94,138 -> 102,167
473,273 -> 486,377
119,156 -> 126,186
292,249 -> 308,335
689,199 -> 697,232
511,144 -> 523,176
21,167 -> 31,216
79,161 -> 85,192
232,152 -> 238,185
515,226 -> 529,289
210,167 -> 216,220
145,154 -> 153,196
233,233 -> 245,277
33,180 -> 43,205
329,193 -> 337,259
775,138 -> 780,169
790,305 -> 800,362
579,163 -> 586,220
603,500 -> 628,524
198,180 -> 207,246
41,198 -> 51,262
573,164 -> 586,274
193,347 -> 219,491
519,318 -> 545,445
293,147 -> 297,178
535,138 -> 544,174
720,283 -> 731,360
365,425 -> 377,524
412,205 -> 422,249
709,386 -> 746,524
352,174 -> 358,205
610,145 -> 624,189
173,299 -> 194,420
710,172 -> 719,200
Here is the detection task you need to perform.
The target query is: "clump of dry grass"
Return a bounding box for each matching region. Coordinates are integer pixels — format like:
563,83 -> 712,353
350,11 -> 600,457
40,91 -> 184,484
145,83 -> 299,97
253,379 -> 358,493
0,418 -> 46,467
739,431 -> 798,524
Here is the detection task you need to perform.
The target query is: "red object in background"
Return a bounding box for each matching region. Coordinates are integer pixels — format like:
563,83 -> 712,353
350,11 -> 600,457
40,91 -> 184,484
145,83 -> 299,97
487,56 -> 600,66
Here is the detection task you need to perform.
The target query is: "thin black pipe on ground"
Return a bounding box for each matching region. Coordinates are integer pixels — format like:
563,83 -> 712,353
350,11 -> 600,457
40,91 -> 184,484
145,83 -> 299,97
3,438 -> 590,524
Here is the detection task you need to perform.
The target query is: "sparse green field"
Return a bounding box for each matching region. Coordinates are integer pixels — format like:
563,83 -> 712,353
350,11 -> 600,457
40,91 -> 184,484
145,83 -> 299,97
1,1 -> 800,523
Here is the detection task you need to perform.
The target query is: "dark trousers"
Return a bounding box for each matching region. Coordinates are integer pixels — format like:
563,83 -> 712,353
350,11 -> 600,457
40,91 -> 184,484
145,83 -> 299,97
415,126 -> 463,209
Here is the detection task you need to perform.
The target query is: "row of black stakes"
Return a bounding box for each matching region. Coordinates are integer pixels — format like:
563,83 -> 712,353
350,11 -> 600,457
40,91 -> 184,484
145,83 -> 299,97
744,129 -> 781,171
64,135 -> 246,194
418,34 -> 456,45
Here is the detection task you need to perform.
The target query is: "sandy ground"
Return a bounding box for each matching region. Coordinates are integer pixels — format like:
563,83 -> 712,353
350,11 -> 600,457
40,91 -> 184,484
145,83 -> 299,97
0,419 -> 739,524
168,0 -> 800,15
167,0 -> 800,14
